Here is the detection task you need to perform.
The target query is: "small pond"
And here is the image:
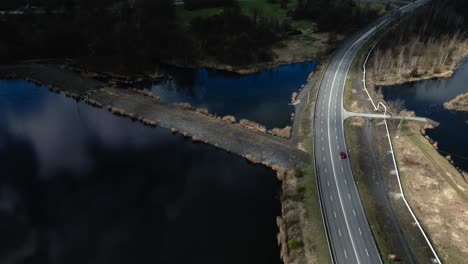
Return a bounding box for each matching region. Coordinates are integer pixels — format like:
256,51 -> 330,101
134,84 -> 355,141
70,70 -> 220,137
0,80 -> 282,264
381,59 -> 468,171
151,61 -> 318,129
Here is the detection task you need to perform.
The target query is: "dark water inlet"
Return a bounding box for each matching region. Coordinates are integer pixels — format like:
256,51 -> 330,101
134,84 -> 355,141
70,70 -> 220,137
151,61 -> 318,129
381,59 -> 468,171
0,80 -> 282,264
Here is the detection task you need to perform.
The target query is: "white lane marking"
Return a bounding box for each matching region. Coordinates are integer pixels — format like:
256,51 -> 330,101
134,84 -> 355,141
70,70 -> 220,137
330,195 -> 333,201
339,229 -> 342,237
365,248 -> 369,257
341,167 -> 344,172
348,193 -> 351,200
321,128 -> 323,133
344,179 -> 347,185
323,157 -> 326,162
325,168 -> 328,174
353,210 -> 356,216
359,228 -> 362,236
334,211 -> 337,218
327,180 -> 330,187
327,50 -> 363,264
344,250 -> 348,259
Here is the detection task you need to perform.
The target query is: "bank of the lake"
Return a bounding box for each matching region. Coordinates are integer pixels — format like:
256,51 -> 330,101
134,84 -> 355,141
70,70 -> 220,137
0,79 -> 283,264
381,59 -> 468,172
151,61 -> 318,129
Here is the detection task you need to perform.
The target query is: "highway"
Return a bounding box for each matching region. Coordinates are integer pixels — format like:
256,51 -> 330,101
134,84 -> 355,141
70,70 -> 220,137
312,1 -> 430,263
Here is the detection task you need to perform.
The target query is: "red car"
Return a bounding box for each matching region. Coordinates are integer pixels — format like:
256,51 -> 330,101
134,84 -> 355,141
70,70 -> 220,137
340,151 -> 347,159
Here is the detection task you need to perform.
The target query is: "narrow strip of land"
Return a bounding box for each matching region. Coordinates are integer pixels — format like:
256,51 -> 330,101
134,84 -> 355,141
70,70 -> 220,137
0,64 -> 308,170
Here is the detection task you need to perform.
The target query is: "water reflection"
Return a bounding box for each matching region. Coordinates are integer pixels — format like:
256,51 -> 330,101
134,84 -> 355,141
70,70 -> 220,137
0,80 -> 281,264
381,59 -> 468,171
152,62 -> 318,128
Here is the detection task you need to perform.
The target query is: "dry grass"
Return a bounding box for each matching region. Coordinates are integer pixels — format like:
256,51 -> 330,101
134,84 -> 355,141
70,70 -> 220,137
195,107 -> 209,115
222,115 -> 236,123
239,119 -> 267,133
395,122 -> 468,263
269,126 -> 292,139
175,102 -> 192,110
109,106 -> 137,120
84,98 -> 103,108
444,92 -> 468,112
291,92 -> 298,103
63,91 -> 80,100
278,170 -> 307,263
130,88 -> 161,100
141,118 -> 158,127
371,38 -> 468,86
273,32 -> 329,65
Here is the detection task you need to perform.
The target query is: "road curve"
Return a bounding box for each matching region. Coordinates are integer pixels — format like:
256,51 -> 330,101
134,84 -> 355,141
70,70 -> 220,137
312,1 -> 430,263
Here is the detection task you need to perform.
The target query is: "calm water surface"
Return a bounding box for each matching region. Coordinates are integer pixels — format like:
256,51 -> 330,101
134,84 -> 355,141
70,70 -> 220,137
151,62 -> 318,128
382,60 -> 468,171
0,80 -> 282,264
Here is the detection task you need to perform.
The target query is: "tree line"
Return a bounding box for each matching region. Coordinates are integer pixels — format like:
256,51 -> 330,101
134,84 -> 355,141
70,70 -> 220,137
370,0 -> 468,84
0,0 -> 384,71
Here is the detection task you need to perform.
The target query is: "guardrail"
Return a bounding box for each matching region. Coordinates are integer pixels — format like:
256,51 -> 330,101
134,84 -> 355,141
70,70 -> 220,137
361,28 -> 442,264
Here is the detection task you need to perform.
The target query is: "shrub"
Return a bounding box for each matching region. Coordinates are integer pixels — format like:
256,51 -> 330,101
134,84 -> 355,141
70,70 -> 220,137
294,168 -> 304,178
239,119 -> 267,133
288,239 -> 303,250
222,115 -> 236,123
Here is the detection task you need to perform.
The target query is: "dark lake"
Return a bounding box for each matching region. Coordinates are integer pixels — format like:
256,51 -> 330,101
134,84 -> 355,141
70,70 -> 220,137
381,59 -> 468,171
0,80 -> 282,264
151,61 -> 318,129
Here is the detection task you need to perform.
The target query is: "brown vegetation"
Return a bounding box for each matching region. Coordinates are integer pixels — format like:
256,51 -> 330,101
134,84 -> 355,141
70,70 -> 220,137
239,119 -> 267,133
84,98 -> 103,108
370,0 -> 468,86
63,91 -> 80,100
291,92 -> 298,103
371,37 -> 468,85
195,107 -> 209,115
141,118 -> 158,127
109,106 -> 138,120
222,115 -> 236,123
175,102 -> 192,110
269,126 -> 293,139
444,92 -> 468,112
130,88 -> 161,100
395,122 -> 468,263
278,169 -> 309,263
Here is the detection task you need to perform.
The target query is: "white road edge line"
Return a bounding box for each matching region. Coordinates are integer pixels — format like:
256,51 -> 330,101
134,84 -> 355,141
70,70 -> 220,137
326,30 -> 376,263
361,23 -> 442,264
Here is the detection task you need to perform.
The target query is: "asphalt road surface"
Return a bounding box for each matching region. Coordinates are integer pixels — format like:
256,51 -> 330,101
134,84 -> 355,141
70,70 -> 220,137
312,1 -> 430,263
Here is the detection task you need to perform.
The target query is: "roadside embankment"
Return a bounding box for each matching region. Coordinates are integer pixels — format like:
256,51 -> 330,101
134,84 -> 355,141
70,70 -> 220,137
278,59 -> 332,264
444,92 -> 468,112
394,121 -> 468,263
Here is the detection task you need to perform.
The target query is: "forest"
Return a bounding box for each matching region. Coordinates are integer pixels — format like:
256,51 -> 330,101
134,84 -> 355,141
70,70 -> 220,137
0,0 -> 381,71
370,0 -> 468,84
